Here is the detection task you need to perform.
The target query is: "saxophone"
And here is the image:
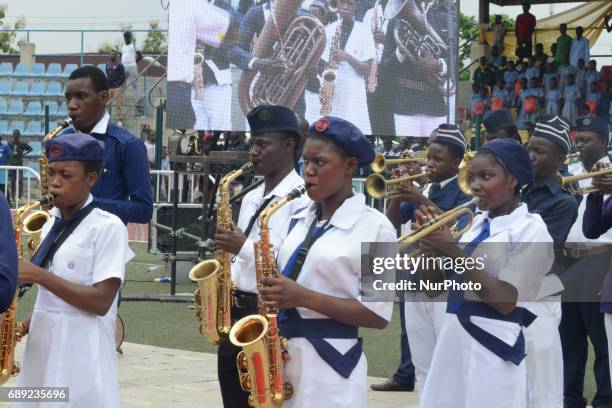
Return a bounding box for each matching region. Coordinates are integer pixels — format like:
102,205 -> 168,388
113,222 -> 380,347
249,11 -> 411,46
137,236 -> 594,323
319,23 -> 341,116
1,194 -> 53,385
189,162 -> 254,344
40,118 -> 72,205
229,185 -> 307,408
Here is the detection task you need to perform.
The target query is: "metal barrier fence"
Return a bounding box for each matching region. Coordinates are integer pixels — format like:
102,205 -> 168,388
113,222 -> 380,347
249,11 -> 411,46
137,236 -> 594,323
0,165 -> 41,208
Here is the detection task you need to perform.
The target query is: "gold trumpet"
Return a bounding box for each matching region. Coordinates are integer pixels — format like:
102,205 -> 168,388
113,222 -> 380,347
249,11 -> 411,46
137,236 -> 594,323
371,152 -> 426,173
559,166 -> 612,195
456,151 -> 477,195
398,198 -> 478,249
366,172 -> 431,199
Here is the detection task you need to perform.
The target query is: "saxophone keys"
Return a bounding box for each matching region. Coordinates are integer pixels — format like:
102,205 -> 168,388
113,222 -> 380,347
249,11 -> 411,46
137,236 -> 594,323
284,383 -> 294,399
12,362 -> 20,376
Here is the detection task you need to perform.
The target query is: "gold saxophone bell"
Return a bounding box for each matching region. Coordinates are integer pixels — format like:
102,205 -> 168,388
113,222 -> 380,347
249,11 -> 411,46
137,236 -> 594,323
365,172 -> 430,199
398,198 -> 478,250
558,166 -> 612,195
188,259 -> 223,344
370,152 -> 427,174
22,211 -> 50,251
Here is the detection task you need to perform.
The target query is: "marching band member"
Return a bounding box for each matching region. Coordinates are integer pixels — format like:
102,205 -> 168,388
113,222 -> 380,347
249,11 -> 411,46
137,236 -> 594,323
16,133 -> 132,408
583,158 -> 612,395
384,124 -> 471,394
260,117 -> 395,407
319,0 -> 376,134
483,109 -> 522,143
61,65 -> 153,225
522,114 -> 576,408
213,105 -> 309,408
560,116 -> 612,408
416,138 -> 554,408
0,191 -> 17,312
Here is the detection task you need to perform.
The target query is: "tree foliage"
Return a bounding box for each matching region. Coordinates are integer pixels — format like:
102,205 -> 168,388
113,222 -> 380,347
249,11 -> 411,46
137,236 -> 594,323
142,21 -> 166,53
0,5 -> 26,54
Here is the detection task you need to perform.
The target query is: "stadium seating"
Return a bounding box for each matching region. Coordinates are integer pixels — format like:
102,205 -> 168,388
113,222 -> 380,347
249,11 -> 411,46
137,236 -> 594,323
0,120 -> 9,136
25,63 -> 45,78
10,81 -> 28,96
60,64 -> 78,78
44,101 -> 59,117
54,101 -> 67,118
45,81 -> 63,97
29,81 -> 45,97
0,79 -> 10,95
12,63 -> 28,77
8,120 -> 24,135
45,63 -> 62,78
27,140 -> 42,156
23,101 -> 43,117
23,121 -> 42,137
0,99 -> 6,114
7,99 -> 24,115
0,63 -> 12,77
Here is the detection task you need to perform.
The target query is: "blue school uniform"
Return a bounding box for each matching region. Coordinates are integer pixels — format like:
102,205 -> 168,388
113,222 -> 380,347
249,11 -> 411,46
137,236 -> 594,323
546,89 -> 561,115
504,70 -> 519,92
562,84 -> 581,126
518,87 -> 544,129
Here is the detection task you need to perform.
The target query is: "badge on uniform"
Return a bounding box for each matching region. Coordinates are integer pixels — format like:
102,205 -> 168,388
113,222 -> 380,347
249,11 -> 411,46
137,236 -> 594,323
258,108 -> 271,122
315,118 -> 329,132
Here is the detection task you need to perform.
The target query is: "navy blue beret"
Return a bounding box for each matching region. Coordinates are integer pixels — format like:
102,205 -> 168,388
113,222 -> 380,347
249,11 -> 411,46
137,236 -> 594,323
532,114 -> 571,154
434,124 -> 467,154
576,116 -> 610,141
479,138 -> 533,188
309,116 -> 375,166
247,105 -> 299,138
46,132 -> 104,163
483,109 -> 515,133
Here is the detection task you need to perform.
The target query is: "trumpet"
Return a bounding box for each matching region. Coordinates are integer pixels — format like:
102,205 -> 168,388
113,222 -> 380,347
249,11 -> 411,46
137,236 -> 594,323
559,166 -> 612,195
366,172 -> 431,199
456,151 -> 477,195
398,198 -> 478,249
371,152 -> 426,173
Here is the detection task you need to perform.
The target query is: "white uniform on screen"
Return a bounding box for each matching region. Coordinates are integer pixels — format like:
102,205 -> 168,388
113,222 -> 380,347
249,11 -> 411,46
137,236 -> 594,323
15,195 -> 133,408
167,0 -> 230,83
319,20 -> 376,135
192,60 -> 233,131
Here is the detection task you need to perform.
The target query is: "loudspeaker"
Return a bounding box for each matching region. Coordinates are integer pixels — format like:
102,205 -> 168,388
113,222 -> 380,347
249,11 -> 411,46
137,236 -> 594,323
149,204 -> 211,254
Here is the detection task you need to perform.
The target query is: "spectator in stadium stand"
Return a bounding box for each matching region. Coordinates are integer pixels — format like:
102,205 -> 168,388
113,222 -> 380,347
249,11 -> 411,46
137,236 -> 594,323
0,136 -> 10,202
586,60 -> 601,99
473,56 -> 496,88
549,43 -> 557,64
515,2 -> 536,59
570,26 -> 589,68
120,31 -> 143,106
492,14 -> 506,53
534,42 -> 548,66
555,23 -> 573,67
144,129 -> 156,168
61,65 -> 153,225
8,129 -> 32,202
106,53 -> 126,119
490,45 -> 503,69
597,81 -> 611,120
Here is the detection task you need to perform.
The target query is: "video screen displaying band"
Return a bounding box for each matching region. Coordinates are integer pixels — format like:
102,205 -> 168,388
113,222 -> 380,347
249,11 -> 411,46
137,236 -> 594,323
167,0 -> 457,137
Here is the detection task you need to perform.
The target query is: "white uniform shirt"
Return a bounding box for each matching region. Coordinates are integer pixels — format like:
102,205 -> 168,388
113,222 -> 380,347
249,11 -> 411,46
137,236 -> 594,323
276,193 -> 396,408
16,195 -> 133,408
322,20 -> 376,134
420,203 -> 554,408
566,156 -> 612,246
121,42 -> 140,68
232,170 -> 309,293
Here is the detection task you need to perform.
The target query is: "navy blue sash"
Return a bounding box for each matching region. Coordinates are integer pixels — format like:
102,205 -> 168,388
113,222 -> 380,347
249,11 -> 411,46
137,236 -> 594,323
447,300 -> 536,366
278,210 -> 362,378
280,308 -> 362,379
446,218 -> 536,365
